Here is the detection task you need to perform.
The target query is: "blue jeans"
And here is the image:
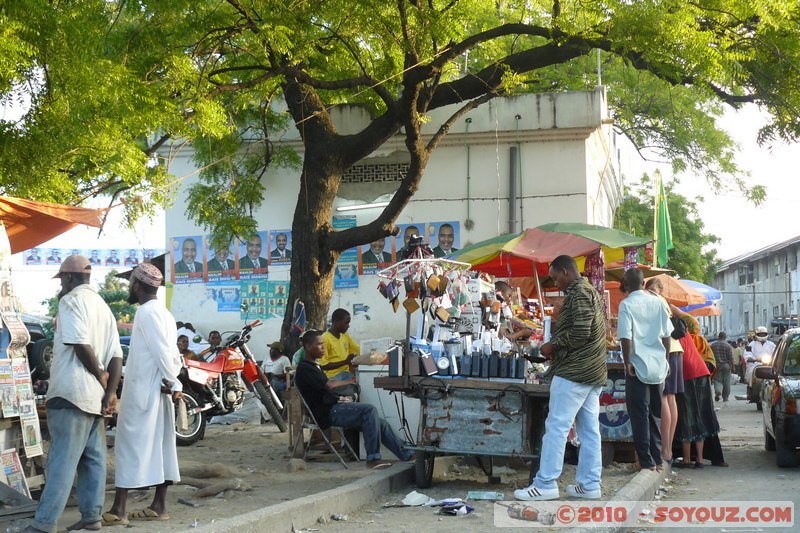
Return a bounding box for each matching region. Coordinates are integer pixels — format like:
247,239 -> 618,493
33,405 -> 106,532
329,403 -> 412,462
533,376 -> 603,492
626,374 -> 663,468
329,370 -> 354,381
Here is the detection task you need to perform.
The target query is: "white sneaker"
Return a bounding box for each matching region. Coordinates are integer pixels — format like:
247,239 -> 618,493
566,484 -> 601,499
514,485 -> 560,501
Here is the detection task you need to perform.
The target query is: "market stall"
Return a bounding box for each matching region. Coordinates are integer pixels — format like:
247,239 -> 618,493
371,225 -> 651,486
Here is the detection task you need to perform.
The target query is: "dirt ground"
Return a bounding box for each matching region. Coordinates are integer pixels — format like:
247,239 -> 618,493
36,421 -> 375,532
16,420 -> 640,533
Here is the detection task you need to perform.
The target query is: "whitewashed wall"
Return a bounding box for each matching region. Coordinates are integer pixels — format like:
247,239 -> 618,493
164,88 -> 624,350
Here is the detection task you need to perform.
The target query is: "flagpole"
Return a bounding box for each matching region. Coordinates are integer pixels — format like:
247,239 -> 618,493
652,169 -> 660,267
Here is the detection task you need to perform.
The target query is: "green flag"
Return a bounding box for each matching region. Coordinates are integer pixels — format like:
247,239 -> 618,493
654,176 -> 674,267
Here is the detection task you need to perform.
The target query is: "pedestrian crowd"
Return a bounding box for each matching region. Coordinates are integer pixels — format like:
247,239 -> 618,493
516,263 -> 731,502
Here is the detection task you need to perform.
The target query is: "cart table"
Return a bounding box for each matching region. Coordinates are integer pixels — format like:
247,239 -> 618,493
374,375 -> 550,487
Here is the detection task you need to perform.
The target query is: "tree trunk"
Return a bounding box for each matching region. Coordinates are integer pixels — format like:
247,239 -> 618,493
280,149 -> 342,349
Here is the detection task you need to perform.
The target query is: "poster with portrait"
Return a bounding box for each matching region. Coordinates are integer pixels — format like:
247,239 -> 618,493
24,248 -> 43,265
104,248 -> 122,268
240,280 -> 268,320
265,281 -> 289,319
238,231 -> 269,280
205,239 -> 237,282
427,221 -> 461,258
121,248 -> 141,268
13,358 -> 36,421
332,216 -> 358,289
394,222 -> 427,260
268,230 -> 292,267
206,282 -> 242,313
44,248 -> 64,266
171,236 -> 205,284
84,249 -> 103,266
358,236 -> 395,276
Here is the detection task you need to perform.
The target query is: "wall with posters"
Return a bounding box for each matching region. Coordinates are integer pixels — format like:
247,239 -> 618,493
164,88 -> 623,348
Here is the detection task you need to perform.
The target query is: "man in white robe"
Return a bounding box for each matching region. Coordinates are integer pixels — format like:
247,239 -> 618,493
105,263 -> 182,523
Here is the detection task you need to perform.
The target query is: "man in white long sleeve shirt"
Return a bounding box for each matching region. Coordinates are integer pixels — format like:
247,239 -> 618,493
105,263 -> 182,524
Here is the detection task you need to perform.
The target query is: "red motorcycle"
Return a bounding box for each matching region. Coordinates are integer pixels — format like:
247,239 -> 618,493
177,319 -> 287,445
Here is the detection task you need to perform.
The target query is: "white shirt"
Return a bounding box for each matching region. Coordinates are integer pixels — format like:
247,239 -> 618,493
749,339 -> 776,359
617,290 -> 672,384
262,355 -> 291,376
47,284 -> 122,415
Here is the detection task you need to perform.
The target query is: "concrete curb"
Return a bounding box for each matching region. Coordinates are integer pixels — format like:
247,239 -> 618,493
192,462 -> 415,533
569,467 -> 669,533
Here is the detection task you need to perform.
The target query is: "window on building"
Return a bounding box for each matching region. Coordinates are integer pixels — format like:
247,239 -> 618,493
756,261 -> 761,281
744,311 -> 750,331
781,304 -> 786,316
791,252 -> 798,271
763,309 -> 768,325
776,256 -> 781,277
774,305 -> 780,318
739,264 -> 754,285
785,254 -> 790,274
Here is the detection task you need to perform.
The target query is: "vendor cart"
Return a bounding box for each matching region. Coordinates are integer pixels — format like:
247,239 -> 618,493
375,375 -> 549,488
598,362 -> 634,465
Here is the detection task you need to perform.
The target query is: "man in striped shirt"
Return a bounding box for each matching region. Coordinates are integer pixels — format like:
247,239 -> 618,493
515,255 -> 607,501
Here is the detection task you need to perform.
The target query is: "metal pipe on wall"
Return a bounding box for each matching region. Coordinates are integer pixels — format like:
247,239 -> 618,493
509,146 -> 518,234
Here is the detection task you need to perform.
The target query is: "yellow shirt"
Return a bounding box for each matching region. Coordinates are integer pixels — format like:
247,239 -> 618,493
321,331 -> 360,378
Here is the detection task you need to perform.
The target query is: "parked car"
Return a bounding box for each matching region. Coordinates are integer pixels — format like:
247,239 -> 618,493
23,314 -> 53,382
756,328 -> 800,467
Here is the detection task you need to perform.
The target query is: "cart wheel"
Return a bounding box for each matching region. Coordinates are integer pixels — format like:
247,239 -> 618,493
601,442 -> 615,467
415,452 -> 435,488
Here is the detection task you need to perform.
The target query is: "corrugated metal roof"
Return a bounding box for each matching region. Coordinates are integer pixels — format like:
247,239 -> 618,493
718,234 -> 800,271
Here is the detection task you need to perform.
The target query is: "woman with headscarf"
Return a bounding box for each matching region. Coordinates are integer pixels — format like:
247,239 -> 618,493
669,310 -> 727,467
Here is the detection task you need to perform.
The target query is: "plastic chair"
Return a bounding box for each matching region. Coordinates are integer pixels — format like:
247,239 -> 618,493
290,390 -> 360,468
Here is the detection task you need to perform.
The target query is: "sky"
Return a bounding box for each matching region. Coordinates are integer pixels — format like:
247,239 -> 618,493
621,104 -> 800,262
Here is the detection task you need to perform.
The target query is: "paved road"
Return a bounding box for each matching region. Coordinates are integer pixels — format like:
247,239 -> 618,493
656,381 -> 800,532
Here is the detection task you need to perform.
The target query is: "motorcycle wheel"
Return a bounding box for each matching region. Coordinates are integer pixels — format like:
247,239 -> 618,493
253,381 -> 288,433
176,391 -> 206,446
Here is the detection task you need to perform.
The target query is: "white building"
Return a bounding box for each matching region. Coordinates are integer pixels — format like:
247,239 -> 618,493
164,87 -> 625,348
713,236 -> 800,338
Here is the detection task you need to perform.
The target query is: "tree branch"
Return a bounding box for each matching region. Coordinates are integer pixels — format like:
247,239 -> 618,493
427,41 -> 587,109
425,91 -> 498,153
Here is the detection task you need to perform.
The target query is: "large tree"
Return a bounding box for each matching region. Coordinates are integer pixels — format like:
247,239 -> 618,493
614,175 -> 720,283
4,1 -> 800,336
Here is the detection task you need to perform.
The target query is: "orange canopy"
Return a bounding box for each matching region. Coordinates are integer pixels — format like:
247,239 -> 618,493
0,196 -> 108,253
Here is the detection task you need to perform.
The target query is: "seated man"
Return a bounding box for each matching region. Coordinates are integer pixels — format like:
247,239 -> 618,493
262,341 -> 291,391
320,308 -> 360,380
177,334 -> 199,361
294,330 -> 413,470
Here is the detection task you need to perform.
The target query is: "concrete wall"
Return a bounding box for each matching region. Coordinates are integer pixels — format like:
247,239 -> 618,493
163,88 -> 623,350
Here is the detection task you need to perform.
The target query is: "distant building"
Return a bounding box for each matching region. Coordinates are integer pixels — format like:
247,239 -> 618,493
713,236 -> 800,338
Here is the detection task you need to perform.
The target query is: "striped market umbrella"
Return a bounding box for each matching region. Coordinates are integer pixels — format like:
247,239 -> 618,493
450,223 -> 651,277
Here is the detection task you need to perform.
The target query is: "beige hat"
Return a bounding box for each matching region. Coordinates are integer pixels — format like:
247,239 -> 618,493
53,255 -> 92,278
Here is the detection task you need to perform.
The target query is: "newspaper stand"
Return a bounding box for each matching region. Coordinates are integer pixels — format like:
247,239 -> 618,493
374,257 -> 551,488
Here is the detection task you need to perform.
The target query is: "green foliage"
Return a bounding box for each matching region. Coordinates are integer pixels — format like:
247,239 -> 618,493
39,271 -> 136,339
4,0 -> 800,273
614,175 -> 721,283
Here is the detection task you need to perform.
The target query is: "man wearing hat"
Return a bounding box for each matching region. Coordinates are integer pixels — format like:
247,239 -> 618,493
262,341 -> 291,392
25,256 -> 123,533
745,326 -> 776,388
106,263 -> 182,524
